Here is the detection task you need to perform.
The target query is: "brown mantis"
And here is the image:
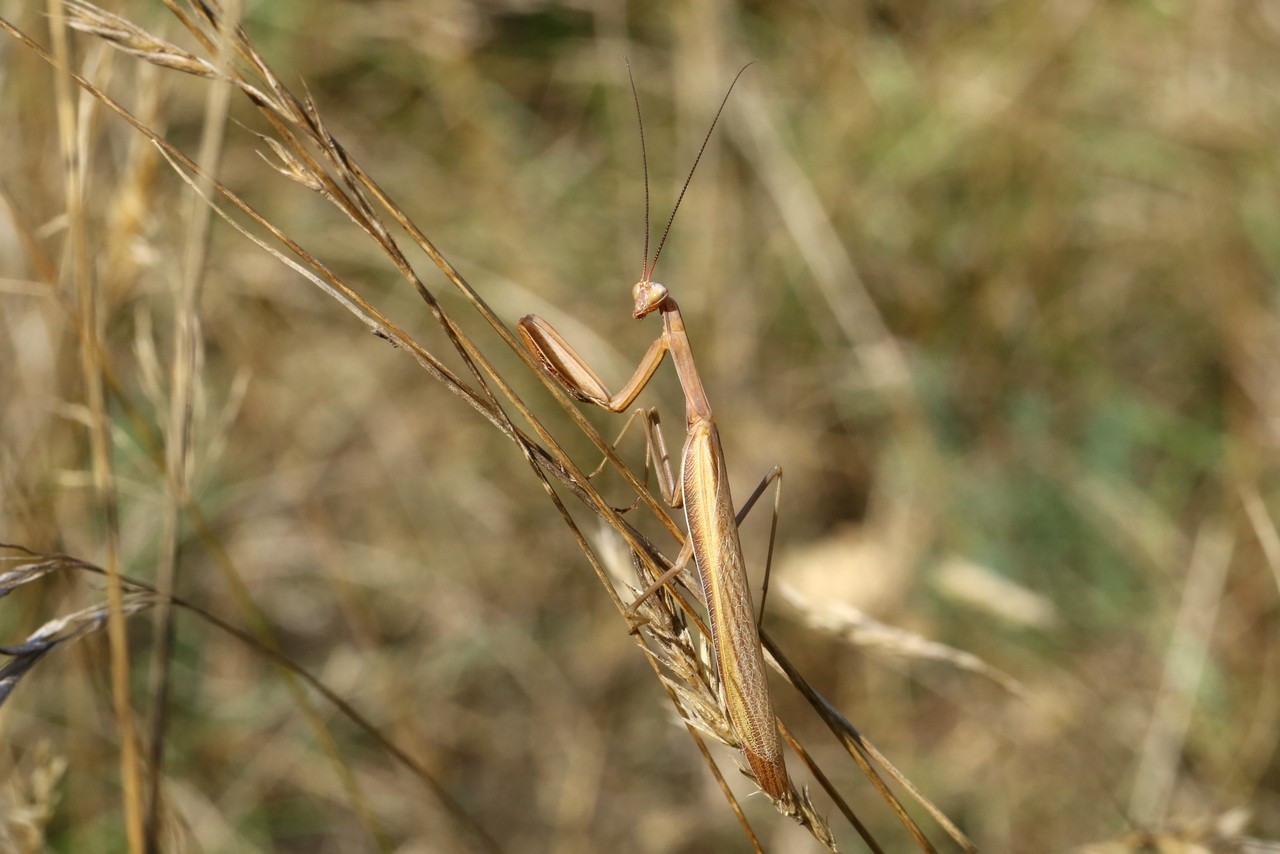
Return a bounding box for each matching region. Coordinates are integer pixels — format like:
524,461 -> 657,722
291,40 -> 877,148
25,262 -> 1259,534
516,66 -> 794,809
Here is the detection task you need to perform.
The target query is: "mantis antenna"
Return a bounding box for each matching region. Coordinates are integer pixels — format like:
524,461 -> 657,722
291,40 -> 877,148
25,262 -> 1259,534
624,61 -> 755,284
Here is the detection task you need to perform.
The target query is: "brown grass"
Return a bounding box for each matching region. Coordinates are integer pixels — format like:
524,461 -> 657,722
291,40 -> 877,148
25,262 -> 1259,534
1,1 -> 1279,852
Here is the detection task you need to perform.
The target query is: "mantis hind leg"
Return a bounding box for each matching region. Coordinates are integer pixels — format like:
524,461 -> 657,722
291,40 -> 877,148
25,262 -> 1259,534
734,466 -> 784,630
625,536 -> 695,621
626,465 -> 784,629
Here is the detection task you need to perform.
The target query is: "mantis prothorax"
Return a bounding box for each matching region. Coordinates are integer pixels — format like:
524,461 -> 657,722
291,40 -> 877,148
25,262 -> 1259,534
516,64 -> 793,808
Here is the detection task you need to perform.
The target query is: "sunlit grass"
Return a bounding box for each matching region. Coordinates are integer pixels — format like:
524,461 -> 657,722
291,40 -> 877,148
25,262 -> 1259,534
1,1 -> 1278,851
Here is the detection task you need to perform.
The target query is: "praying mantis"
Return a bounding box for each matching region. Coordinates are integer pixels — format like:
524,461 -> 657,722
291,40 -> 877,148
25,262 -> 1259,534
516,66 -> 794,809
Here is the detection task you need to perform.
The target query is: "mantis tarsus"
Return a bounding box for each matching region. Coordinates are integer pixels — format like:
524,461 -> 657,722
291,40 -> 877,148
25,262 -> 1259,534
517,65 -> 794,809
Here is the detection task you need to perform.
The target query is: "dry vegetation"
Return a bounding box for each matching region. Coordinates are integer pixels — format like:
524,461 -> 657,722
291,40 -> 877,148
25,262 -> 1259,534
1,1 -> 1279,852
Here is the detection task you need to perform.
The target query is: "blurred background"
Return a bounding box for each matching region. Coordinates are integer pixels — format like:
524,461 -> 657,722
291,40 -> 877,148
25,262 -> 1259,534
2,0 -> 1279,851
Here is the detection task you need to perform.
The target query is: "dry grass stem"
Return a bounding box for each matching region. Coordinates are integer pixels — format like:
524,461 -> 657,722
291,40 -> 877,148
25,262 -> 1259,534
779,584 -> 1024,697
6,0 -> 1274,851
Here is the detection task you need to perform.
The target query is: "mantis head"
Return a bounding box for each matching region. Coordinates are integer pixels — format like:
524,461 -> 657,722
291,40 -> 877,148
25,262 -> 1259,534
632,278 -> 669,318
